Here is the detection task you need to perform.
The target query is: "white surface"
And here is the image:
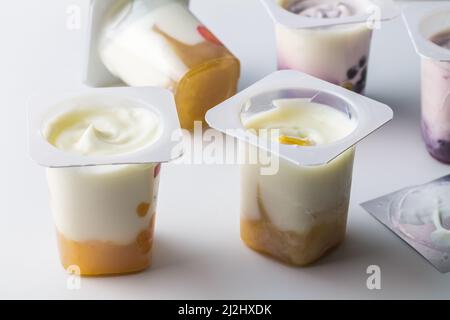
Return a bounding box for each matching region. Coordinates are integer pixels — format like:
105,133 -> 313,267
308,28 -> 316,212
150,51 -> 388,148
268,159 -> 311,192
1,0 -> 450,300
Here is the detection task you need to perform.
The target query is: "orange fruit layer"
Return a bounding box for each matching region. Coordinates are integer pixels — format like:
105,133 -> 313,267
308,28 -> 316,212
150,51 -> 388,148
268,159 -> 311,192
175,57 -> 240,131
57,215 -> 156,276
240,213 -> 347,266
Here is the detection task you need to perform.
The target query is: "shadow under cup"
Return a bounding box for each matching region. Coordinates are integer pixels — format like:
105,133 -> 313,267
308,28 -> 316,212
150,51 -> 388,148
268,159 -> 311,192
239,88 -> 357,266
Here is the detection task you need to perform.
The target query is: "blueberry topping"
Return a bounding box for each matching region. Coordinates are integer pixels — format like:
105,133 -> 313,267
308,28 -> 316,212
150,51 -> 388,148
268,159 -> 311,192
359,56 -> 367,68
347,66 -> 358,80
360,67 -> 367,81
355,78 -> 366,94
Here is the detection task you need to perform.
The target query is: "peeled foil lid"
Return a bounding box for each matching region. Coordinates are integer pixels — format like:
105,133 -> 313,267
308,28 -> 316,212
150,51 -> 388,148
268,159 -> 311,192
361,175 -> 450,273
261,0 -> 399,29
205,70 -> 393,167
403,2 -> 450,62
27,86 -> 182,168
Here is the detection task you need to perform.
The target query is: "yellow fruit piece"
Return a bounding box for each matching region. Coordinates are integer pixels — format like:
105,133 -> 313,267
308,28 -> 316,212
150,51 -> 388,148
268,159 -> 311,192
342,82 -> 353,91
278,135 -> 312,146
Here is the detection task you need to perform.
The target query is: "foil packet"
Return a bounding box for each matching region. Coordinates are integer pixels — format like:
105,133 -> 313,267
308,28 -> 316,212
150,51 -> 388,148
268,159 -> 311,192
361,175 -> 450,273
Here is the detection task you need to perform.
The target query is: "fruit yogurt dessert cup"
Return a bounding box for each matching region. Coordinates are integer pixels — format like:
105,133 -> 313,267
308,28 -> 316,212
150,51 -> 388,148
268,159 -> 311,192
262,0 -> 397,94
421,29 -> 450,163
97,0 -> 240,130
45,104 -> 161,276
48,163 -> 161,276
206,71 -> 393,266
403,4 -> 450,163
240,98 -> 356,265
28,88 -> 181,276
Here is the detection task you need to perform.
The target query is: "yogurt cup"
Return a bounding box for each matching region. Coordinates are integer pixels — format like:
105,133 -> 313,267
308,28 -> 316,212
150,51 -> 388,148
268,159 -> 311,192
403,4 -> 450,163
206,71 -> 393,266
86,0 -> 240,130
261,0 -> 398,94
240,97 -> 356,265
28,87 -> 181,276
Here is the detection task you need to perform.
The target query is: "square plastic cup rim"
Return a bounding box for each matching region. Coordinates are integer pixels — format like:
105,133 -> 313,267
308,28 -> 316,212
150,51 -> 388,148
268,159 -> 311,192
403,3 -> 450,62
205,70 -> 393,167
27,86 -> 183,168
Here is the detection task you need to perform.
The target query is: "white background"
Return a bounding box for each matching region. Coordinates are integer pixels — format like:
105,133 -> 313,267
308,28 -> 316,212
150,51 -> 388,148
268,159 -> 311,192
1,0 -> 450,299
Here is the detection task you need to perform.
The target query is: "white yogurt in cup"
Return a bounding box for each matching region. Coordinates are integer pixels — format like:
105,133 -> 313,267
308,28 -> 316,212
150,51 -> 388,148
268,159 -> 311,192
28,87 -> 181,276
239,92 -> 356,265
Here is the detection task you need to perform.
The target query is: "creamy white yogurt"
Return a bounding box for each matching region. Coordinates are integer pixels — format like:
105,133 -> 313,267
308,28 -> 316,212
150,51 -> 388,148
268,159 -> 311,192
47,164 -> 159,244
45,102 -> 162,244
243,98 -> 356,145
44,106 -> 161,156
44,105 -> 161,156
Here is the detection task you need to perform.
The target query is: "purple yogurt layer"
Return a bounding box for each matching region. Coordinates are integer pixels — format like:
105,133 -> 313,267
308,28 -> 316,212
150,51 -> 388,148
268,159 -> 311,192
277,54 -> 368,94
422,120 -> 450,164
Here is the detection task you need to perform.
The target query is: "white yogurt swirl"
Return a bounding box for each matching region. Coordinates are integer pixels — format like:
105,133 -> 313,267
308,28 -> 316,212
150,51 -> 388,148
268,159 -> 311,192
287,0 -> 355,18
44,104 -> 161,156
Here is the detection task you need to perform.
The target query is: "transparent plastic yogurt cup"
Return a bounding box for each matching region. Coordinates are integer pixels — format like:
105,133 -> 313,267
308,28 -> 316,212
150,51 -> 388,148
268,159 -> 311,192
27,87 -> 181,276
261,0 -> 398,94
88,0 -> 240,131
206,70 -> 393,266
361,174 -> 450,273
239,89 -> 356,265
49,163 -> 161,276
403,4 -> 450,163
